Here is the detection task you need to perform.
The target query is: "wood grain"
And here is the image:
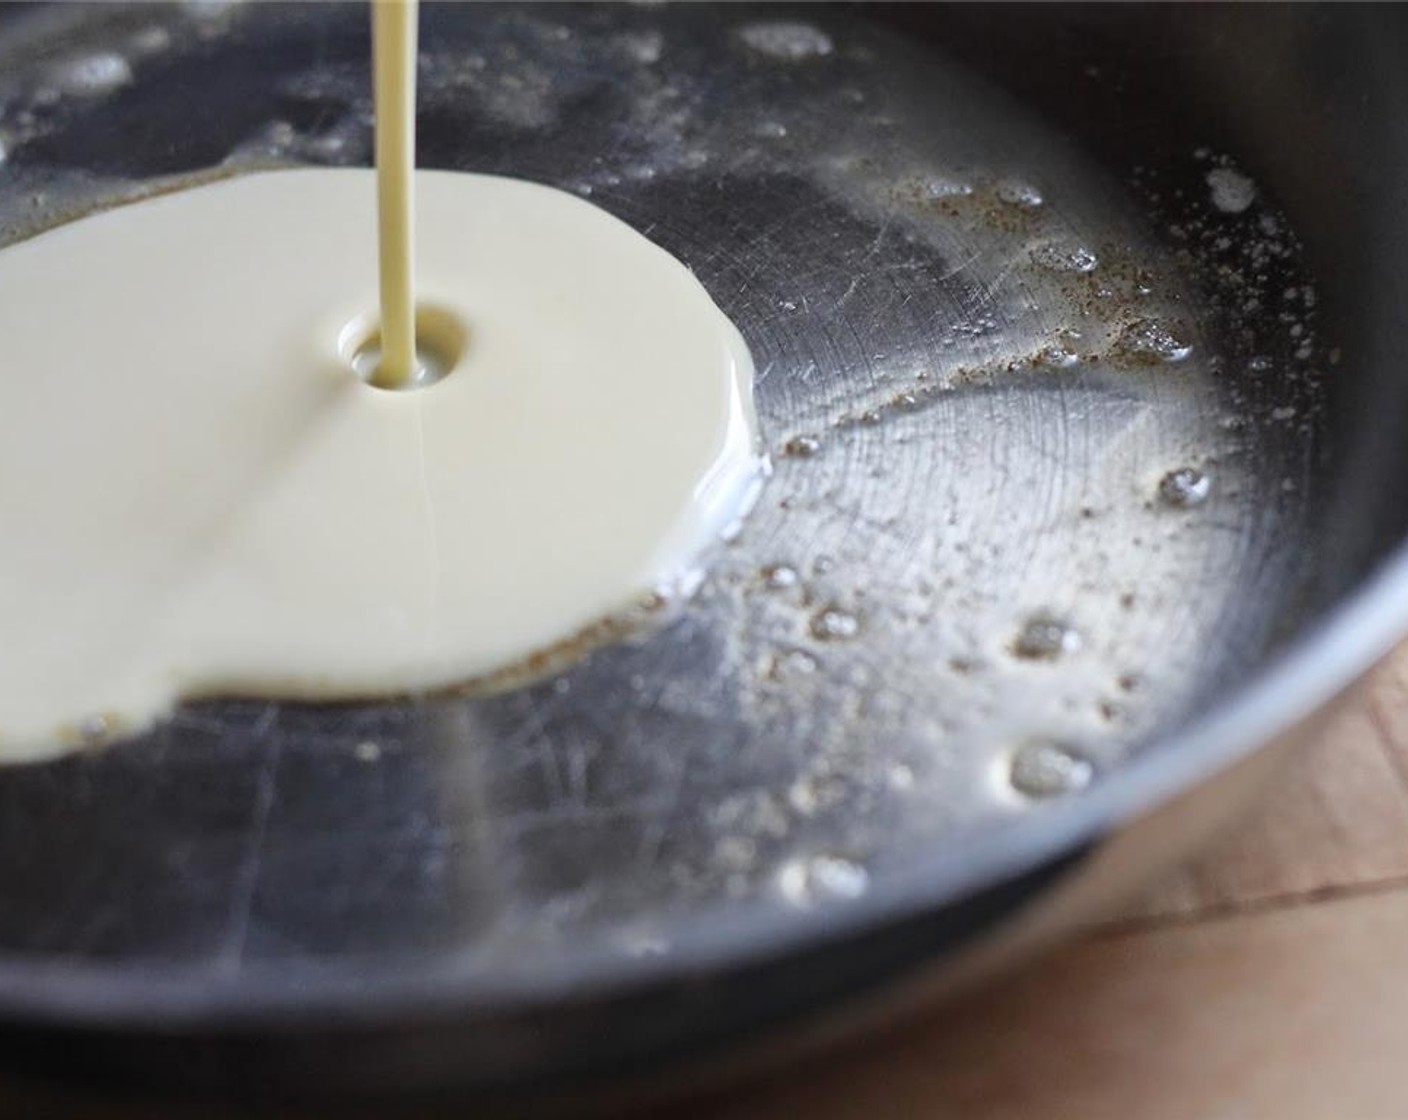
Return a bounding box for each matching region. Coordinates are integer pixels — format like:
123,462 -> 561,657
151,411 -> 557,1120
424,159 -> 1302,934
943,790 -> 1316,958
681,647 -> 1408,1119
693,888 -> 1408,1120
1121,695 -> 1408,922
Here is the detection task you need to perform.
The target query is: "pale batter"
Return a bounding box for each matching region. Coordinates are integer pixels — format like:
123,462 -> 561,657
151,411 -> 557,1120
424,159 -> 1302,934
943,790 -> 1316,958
0,168 -> 762,760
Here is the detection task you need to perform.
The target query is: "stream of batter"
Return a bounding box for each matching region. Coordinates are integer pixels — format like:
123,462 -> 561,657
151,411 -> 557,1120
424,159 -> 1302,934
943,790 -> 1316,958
372,0 -> 418,388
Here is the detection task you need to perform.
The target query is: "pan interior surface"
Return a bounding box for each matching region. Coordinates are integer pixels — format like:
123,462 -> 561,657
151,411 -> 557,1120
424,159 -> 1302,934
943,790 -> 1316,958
0,0 -> 1389,1079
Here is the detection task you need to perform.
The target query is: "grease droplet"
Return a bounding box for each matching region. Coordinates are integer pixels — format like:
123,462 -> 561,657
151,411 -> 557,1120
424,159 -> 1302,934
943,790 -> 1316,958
1008,742 -> 1094,798
1118,318 -> 1192,364
776,853 -> 869,905
1011,615 -> 1081,661
810,605 -> 859,641
914,175 -> 973,200
1031,242 -> 1098,274
761,563 -> 799,590
995,179 -> 1043,208
1036,344 -> 1079,368
1158,467 -> 1210,508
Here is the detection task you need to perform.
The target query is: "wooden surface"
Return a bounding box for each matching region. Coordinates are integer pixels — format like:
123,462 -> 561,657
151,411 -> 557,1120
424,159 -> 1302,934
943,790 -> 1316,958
682,646 -> 1408,1119
6,650 -> 1407,1118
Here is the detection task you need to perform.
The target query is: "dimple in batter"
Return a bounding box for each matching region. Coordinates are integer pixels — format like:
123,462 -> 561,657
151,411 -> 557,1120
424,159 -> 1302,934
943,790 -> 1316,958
0,168 -> 763,760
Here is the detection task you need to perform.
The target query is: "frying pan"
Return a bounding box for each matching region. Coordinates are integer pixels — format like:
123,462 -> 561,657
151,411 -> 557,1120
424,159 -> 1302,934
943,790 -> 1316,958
0,0 -> 1405,1107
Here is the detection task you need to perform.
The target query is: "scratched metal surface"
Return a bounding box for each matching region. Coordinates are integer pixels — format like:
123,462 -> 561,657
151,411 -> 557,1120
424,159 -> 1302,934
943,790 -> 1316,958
0,4 -> 1327,1017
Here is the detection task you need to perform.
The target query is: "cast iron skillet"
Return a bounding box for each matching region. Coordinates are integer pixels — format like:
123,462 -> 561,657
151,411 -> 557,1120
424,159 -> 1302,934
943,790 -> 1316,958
0,1 -> 1404,1108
